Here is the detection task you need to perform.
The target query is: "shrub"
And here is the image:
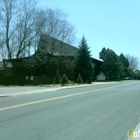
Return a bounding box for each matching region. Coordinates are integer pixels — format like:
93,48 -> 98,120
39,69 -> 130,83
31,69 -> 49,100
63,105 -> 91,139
61,74 -> 69,86
68,80 -> 74,85
39,83 -> 44,86
54,70 -> 61,84
77,74 -> 83,84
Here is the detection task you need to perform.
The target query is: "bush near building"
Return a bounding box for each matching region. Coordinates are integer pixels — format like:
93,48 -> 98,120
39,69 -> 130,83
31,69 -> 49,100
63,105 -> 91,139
61,74 -> 69,86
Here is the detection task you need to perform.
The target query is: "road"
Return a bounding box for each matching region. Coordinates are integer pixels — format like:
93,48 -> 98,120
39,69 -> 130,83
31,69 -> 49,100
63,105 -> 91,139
0,80 -> 140,140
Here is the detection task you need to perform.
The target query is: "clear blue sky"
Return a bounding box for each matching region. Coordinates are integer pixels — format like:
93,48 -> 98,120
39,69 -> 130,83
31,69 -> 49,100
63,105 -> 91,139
38,0 -> 140,61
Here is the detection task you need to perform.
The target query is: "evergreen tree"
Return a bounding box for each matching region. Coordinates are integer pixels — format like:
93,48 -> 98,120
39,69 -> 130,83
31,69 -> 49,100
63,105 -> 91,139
102,49 -> 119,80
54,70 -> 61,84
118,53 -> 129,79
73,36 -> 93,83
99,47 -> 132,81
61,74 -> 69,86
77,74 -> 83,84
99,47 -> 107,60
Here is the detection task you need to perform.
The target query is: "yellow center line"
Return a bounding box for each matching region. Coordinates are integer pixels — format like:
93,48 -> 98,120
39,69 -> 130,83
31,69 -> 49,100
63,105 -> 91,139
0,82 -> 139,111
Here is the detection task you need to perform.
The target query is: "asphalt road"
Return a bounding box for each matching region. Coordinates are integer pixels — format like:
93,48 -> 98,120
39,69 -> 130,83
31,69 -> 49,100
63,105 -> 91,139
0,80 -> 140,140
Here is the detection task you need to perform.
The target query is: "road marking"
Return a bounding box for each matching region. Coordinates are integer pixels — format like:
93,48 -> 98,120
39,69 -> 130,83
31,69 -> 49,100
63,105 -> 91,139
0,82 -> 139,111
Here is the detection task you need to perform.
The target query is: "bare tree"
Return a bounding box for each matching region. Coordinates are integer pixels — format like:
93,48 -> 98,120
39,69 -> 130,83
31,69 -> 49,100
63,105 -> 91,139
14,0 -> 47,58
41,8 -> 76,55
0,1 -> 77,64
125,54 -> 139,71
0,32 -> 6,60
0,0 -> 46,59
0,0 -> 17,60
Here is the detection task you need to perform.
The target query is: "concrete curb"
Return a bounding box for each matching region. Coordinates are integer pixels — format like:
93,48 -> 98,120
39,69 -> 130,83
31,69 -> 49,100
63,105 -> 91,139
0,82 -> 118,97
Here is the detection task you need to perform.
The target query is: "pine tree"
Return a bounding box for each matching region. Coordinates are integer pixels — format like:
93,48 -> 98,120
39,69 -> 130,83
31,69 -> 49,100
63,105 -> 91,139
99,47 -> 107,60
73,36 -> 93,83
61,74 -> 69,86
118,53 -> 129,79
102,49 -> 120,80
77,74 -> 83,84
54,70 -> 61,84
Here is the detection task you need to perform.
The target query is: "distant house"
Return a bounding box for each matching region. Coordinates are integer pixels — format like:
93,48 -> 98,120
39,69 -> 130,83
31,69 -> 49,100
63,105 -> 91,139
97,72 -> 106,81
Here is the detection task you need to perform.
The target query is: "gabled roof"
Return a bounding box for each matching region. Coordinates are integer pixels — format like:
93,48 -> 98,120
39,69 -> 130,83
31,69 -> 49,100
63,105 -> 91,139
91,58 -> 103,66
6,62 -> 13,68
98,72 -> 105,76
0,61 -> 4,70
36,34 -> 103,65
4,34 -> 103,67
36,34 -> 78,56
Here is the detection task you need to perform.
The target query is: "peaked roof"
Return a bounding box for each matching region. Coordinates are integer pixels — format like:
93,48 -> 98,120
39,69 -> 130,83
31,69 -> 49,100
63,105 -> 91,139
36,34 -> 103,65
0,61 -> 4,70
36,34 -> 78,56
3,34 -> 103,66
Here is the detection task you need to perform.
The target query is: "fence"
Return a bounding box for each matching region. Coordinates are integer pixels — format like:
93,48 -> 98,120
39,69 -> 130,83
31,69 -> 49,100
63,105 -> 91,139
0,76 -> 54,85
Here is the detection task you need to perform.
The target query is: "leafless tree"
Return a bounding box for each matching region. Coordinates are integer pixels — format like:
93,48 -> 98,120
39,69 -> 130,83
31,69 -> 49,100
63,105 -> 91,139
0,1 -> 77,71
14,0 -> 47,58
41,8 -> 76,55
0,0 -> 46,59
0,0 -> 17,60
0,32 -> 6,60
125,54 -> 139,71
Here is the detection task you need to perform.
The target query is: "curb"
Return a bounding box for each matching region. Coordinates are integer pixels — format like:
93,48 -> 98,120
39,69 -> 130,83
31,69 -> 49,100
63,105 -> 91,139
0,82 -> 118,98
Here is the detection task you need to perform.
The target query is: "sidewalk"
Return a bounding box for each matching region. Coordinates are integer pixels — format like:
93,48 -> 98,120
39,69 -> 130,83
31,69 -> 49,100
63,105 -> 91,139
0,82 -> 117,98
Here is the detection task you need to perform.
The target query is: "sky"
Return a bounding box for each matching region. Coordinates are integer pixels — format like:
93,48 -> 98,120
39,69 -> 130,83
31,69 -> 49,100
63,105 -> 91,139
37,0 -> 140,62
